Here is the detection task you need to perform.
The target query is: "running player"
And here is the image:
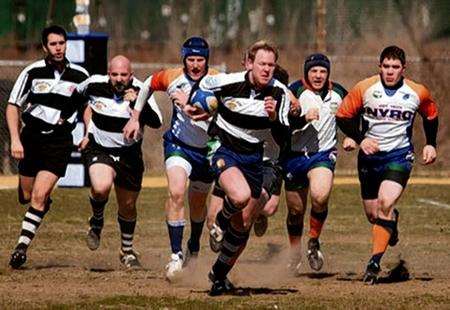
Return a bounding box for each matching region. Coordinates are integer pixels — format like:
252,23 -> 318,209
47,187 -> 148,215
282,53 -> 348,273
7,25 -> 89,269
336,45 -> 438,284
123,37 -> 217,280
77,55 -> 162,269
184,41 -> 293,296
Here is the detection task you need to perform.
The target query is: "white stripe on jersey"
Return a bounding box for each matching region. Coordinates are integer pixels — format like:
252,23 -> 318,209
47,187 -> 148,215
27,104 -> 62,125
215,114 -> 270,144
89,121 -> 142,148
31,79 -> 78,97
8,60 -> 46,106
89,95 -> 132,119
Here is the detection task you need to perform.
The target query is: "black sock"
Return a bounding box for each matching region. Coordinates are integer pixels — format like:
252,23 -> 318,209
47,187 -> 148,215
89,196 -> 107,235
118,214 -> 136,253
212,226 -> 250,280
189,219 -> 205,252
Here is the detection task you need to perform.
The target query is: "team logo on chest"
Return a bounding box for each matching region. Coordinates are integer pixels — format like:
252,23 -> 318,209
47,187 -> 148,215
94,101 -> 107,111
372,90 -> 382,99
33,81 -> 51,93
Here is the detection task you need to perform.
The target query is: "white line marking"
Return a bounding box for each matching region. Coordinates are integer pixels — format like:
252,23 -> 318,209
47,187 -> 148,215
417,198 -> 450,209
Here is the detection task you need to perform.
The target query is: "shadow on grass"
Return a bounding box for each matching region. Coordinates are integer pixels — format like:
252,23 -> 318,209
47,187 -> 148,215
296,272 -> 338,279
336,260 -> 433,283
192,287 -> 298,296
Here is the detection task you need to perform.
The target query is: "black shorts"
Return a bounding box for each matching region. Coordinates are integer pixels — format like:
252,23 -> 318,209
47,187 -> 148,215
358,146 -> 414,200
83,140 -> 144,192
19,130 -> 73,178
262,160 -> 283,197
211,160 -> 283,198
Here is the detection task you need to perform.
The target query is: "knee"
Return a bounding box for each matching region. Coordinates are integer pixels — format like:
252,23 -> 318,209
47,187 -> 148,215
169,187 -> 185,208
378,197 -> 393,217
31,189 -> 48,207
229,191 -> 251,209
119,202 -> 136,218
91,183 -> 112,200
310,193 -> 329,211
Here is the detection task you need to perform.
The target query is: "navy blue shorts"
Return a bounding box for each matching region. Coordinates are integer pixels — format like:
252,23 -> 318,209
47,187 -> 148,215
211,145 -> 263,198
163,131 -> 214,183
281,148 -> 337,191
358,146 -> 414,200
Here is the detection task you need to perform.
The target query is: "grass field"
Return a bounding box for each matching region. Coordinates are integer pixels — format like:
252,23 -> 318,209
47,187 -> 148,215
0,184 -> 449,309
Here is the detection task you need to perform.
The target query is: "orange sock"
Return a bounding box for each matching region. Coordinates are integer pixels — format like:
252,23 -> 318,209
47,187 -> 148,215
372,224 -> 390,255
309,209 -> 328,239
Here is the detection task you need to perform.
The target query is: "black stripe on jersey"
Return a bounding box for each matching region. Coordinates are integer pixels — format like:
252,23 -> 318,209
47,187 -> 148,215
218,104 -> 272,130
92,111 -> 129,133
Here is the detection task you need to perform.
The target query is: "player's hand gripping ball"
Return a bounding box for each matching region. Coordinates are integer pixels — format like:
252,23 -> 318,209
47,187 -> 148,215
190,89 -> 218,114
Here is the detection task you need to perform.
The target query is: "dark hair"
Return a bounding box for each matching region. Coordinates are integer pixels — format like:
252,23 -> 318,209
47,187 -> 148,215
380,45 -> 406,66
247,40 -> 279,62
273,64 -> 289,86
41,25 -> 67,46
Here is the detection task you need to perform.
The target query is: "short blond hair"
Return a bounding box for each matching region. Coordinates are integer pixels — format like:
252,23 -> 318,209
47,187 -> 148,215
247,40 -> 279,62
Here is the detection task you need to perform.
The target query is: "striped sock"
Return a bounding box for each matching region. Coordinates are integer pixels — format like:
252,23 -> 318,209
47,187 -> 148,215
215,197 -> 241,231
309,209 -> 328,239
167,220 -> 185,254
118,214 -> 136,253
16,206 -> 46,251
212,226 -> 250,280
89,196 -> 107,235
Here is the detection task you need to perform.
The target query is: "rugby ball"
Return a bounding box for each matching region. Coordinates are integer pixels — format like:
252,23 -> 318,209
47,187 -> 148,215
190,89 -> 218,113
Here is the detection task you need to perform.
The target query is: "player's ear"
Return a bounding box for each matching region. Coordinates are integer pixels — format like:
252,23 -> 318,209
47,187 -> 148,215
42,44 -> 48,54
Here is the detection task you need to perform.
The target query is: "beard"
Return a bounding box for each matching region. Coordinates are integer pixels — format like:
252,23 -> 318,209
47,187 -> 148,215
113,82 -> 127,95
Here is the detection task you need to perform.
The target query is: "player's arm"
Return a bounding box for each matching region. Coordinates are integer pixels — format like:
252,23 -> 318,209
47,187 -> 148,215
6,104 -> 24,159
7,67 -> 32,159
335,84 -> 365,144
123,75 -> 153,139
417,85 -> 438,164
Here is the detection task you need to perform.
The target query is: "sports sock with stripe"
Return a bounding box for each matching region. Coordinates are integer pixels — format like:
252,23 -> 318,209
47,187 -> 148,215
167,220 -> 185,254
309,208 -> 328,239
212,225 -> 250,280
89,196 -> 107,235
118,214 -> 136,253
15,206 -> 46,251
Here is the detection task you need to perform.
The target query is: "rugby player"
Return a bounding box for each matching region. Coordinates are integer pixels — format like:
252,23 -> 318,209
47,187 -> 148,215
123,37 -> 218,280
7,25 -> 89,269
336,45 -> 438,284
77,55 -> 162,268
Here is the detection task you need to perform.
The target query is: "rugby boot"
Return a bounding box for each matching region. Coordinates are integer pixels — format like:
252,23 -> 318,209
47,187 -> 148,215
306,238 -> 324,271
165,252 -> 184,281
86,217 -> 103,251
208,270 -> 235,296
363,260 -> 381,285
9,247 -> 27,269
119,249 -> 142,269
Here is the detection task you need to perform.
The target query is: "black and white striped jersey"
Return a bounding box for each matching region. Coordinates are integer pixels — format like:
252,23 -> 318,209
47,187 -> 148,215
77,74 -> 162,149
200,71 -> 291,153
8,58 -> 89,136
